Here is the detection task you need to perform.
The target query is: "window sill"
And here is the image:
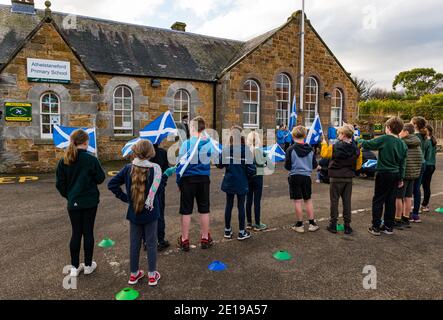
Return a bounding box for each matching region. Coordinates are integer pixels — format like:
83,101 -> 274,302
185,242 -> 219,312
34,139 -> 53,146
110,136 -> 137,142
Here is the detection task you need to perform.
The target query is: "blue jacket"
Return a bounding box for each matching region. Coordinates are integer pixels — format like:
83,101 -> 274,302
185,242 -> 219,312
178,136 -> 213,180
217,145 -> 256,195
285,143 -> 318,177
284,131 -> 293,144
277,130 -> 286,145
108,164 -> 166,225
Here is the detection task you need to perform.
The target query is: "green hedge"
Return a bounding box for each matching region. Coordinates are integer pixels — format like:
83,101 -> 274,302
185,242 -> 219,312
359,93 -> 443,120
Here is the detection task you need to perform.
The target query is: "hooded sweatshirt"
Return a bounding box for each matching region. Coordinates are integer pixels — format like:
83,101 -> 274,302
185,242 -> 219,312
328,140 -> 360,179
285,143 -> 318,177
402,134 -> 423,180
178,135 -> 213,179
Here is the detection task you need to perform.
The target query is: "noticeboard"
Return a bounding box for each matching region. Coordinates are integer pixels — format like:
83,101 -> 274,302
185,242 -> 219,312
5,102 -> 32,122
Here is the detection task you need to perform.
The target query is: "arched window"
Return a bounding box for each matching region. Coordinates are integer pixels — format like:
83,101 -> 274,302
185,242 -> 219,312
40,92 -> 60,139
305,77 -> 319,127
243,80 -> 260,129
113,86 -> 133,136
173,89 -> 190,123
331,88 -> 343,127
276,74 -> 291,127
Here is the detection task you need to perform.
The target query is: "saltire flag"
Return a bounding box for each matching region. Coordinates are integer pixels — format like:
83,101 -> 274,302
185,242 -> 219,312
121,111 -> 177,157
263,144 -> 286,163
176,136 -> 202,181
362,159 -> 377,169
288,94 -> 297,132
53,125 -> 97,155
306,114 -> 323,145
203,132 -> 223,154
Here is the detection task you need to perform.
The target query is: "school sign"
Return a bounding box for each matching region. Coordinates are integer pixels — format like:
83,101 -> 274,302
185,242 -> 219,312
27,58 -> 71,84
5,102 -> 32,122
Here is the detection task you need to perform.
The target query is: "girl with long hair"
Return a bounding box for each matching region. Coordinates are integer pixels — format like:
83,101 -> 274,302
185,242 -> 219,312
421,124 -> 438,212
56,129 -> 106,277
108,140 -> 167,286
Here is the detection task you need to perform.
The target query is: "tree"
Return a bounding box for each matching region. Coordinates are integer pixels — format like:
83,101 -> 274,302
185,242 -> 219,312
393,68 -> 443,98
353,77 -> 375,101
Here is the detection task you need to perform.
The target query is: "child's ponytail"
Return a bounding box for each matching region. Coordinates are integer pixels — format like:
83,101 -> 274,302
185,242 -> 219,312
64,129 -> 89,166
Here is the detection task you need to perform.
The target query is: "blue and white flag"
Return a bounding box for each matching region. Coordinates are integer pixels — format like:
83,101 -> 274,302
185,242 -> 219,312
176,136 -> 202,181
121,111 -> 177,157
362,159 -> 377,169
53,125 -> 97,155
288,94 -> 297,132
203,132 -> 223,154
306,114 -> 323,145
263,144 -> 286,163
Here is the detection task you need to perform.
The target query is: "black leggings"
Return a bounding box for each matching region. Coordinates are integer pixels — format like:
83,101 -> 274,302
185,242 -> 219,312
422,165 -> 436,207
68,207 -> 97,268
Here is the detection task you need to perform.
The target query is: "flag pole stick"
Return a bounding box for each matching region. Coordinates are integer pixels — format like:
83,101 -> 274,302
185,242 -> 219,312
299,0 -> 305,119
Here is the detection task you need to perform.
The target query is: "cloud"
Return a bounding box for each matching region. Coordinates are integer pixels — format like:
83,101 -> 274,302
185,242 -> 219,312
174,0 -> 217,19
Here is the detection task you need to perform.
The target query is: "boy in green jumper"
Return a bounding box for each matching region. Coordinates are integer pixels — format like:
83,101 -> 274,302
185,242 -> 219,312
357,117 -> 408,236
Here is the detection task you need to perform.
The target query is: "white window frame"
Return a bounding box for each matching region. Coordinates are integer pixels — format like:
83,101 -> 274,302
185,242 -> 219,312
331,88 -> 344,128
305,77 -> 319,127
113,86 -> 134,136
173,89 -> 191,124
276,74 -> 291,127
40,92 -> 60,139
243,79 -> 260,129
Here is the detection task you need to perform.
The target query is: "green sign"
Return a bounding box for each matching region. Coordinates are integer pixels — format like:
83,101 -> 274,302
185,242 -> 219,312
5,102 -> 32,122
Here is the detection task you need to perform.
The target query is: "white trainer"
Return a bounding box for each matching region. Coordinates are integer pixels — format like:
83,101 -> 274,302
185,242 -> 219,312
309,223 -> 320,232
291,224 -> 305,233
84,262 -> 97,275
70,264 -> 84,277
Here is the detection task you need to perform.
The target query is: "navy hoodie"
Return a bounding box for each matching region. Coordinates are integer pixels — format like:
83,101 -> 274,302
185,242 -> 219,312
108,164 -> 167,225
217,145 -> 256,195
285,143 -> 318,177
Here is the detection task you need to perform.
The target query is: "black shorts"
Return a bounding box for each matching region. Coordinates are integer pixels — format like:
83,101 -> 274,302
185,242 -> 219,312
288,175 -> 312,201
179,176 -> 210,215
396,179 -> 414,199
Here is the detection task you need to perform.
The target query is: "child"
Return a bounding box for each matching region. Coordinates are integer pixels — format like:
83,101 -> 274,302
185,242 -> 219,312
218,126 -> 256,240
321,126 -> 361,235
394,124 -> 422,230
246,131 -> 269,231
421,124 -> 438,213
108,140 -> 165,286
56,129 -> 106,278
357,117 -> 408,236
177,116 -> 213,252
410,117 -> 431,223
284,126 -> 320,233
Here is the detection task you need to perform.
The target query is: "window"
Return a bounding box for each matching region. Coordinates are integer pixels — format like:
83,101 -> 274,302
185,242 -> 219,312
173,89 -> 190,123
243,80 -> 260,129
276,74 -> 291,127
40,92 -> 60,139
331,88 -> 343,127
113,86 -> 133,136
305,77 -> 319,127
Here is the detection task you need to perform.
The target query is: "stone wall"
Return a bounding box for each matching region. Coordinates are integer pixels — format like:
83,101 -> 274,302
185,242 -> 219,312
216,12 -> 358,133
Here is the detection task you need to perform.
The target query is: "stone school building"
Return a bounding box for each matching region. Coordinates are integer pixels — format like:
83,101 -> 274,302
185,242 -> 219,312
0,0 -> 358,173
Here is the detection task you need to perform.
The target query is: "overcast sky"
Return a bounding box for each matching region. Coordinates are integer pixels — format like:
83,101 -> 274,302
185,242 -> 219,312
2,0 -> 442,89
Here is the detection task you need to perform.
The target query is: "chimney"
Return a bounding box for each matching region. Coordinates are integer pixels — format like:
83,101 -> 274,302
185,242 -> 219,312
11,0 -> 35,14
171,22 -> 186,32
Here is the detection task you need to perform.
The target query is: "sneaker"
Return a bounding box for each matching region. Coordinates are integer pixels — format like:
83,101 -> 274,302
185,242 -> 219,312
178,237 -> 190,252
128,270 -> 145,285
401,216 -> 412,228
308,222 -> 320,232
70,264 -> 84,277
344,225 -> 353,235
201,234 -> 214,249
421,206 -> 430,213
158,240 -> 170,252
368,227 -> 381,236
148,271 -> 161,287
410,215 -> 422,223
237,230 -> 251,241
291,223 -> 305,233
84,262 -> 97,275
381,225 -> 394,235
224,229 -> 233,239
326,224 -> 338,234
393,220 -> 404,230
246,223 -> 253,230
253,223 -> 268,232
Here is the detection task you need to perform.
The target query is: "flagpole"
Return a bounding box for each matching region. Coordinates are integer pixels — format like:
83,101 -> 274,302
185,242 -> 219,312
299,0 -> 305,120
